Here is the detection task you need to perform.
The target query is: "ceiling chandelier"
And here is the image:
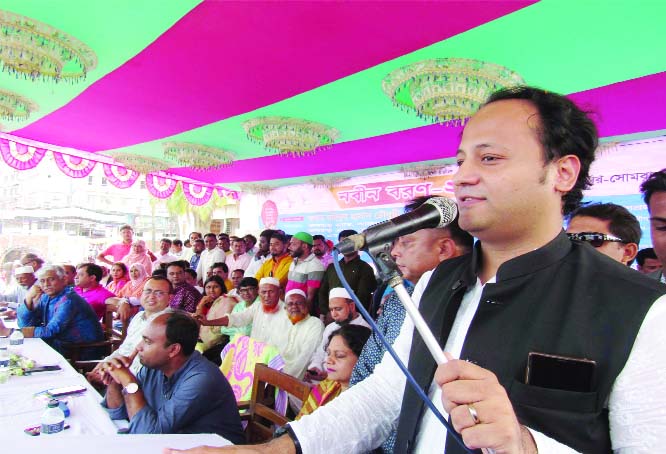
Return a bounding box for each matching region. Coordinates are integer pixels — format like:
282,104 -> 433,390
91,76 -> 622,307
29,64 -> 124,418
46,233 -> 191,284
163,142 -> 235,171
0,10 -> 97,82
242,116 -> 339,157
382,58 -> 524,125
107,153 -> 171,175
0,88 -> 38,121
307,175 -> 348,189
400,163 -> 445,180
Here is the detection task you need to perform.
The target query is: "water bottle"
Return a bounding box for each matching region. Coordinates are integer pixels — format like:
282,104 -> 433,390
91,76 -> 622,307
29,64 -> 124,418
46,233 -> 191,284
9,329 -> 24,345
0,336 -> 8,367
41,399 -> 65,434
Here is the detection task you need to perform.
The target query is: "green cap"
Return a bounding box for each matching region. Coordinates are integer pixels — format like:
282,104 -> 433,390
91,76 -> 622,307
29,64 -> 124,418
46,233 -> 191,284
292,232 -> 313,245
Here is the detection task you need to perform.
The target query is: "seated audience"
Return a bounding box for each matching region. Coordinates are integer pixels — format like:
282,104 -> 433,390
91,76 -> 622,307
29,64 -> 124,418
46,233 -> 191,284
166,262 -> 202,313
121,240 -> 153,275
195,276 -> 237,364
20,252 -> 45,273
74,263 -> 117,320
107,263 -> 149,323
306,287 -> 370,382
228,268 -> 244,298
566,202 -> 641,265
90,276 -> 173,381
636,247 -> 663,274
281,289 -> 324,379
197,277 -> 291,356
183,268 -> 203,293
297,324 -> 371,419
4,265 -> 104,358
1,265 -> 37,309
100,312 -> 244,443
105,262 -> 129,294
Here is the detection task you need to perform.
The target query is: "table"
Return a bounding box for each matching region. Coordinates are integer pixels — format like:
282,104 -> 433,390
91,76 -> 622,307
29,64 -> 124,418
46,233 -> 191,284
0,339 -> 234,452
0,338 -> 118,436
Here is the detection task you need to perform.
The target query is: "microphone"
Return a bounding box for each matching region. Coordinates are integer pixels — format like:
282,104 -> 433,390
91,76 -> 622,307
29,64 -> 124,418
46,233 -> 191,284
335,197 -> 458,254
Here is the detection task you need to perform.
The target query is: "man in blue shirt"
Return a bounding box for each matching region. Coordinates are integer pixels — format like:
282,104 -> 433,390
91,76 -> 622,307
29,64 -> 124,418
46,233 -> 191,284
100,307 -> 244,444
5,265 -> 104,357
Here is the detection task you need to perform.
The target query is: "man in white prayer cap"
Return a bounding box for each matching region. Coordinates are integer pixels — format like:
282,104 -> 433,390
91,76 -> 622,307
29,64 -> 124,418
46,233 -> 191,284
1,265 -> 37,312
197,277 -> 291,354
282,288 -> 324,379
305,287 -> 370,382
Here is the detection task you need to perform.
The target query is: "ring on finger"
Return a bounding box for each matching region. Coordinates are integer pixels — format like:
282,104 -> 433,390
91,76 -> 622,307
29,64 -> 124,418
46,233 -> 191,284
467,403 -> 480,424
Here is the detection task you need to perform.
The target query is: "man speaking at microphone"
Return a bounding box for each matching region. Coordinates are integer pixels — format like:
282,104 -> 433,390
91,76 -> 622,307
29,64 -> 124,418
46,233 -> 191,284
165,89 -> 666,454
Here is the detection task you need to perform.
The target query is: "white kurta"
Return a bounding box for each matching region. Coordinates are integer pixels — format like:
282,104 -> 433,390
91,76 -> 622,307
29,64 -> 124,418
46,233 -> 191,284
227,300 -> 291,353
282,316 -> 324,380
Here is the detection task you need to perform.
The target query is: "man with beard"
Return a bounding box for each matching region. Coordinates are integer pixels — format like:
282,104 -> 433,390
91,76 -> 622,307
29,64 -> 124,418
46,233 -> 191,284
286,232 -> 325,312
318,230 -> 377,317
1,265 -> 37,310
197,277 -> 291,351
255,233 -> 293,291
282,289 -> 324,380
306,287 -> 370,382
245,229 -> 275,278
312,234 -> 334,269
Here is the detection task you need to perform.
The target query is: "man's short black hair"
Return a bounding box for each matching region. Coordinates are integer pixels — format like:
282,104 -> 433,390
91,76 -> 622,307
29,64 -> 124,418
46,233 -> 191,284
164,312 -> 199,356
338,229 -> 358,241
239,277 -> 259,288
405,196 -> 474,252
313,234 -> 326,242
172,239 -> 183,247
568,202 -> 641,245
77,262 -> 103,282
259,229 -> 276,239
193,238 -> 205,246
636,247 -> 658,267
203,232 -> 217,240
152,268 -> 167,278
160,238 -> 173,246
270,233 -> 287,244
166,261 -> 188,272
211,262 -> 229,273
184,268 -> 197,280
147,275 -> 174,294
485,86 -> 598,215
244,234 -> 257,245
640,169 -> 666,208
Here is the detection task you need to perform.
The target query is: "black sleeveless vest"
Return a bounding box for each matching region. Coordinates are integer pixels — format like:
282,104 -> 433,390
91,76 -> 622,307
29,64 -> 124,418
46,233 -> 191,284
394,232 -> 664,453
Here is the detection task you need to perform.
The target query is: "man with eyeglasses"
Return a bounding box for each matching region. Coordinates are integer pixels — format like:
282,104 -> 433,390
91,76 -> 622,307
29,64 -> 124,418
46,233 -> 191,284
566,202 -> 640,266
90,276 -> 173,382
218,277 -> 260,341
641,169 -> 666,283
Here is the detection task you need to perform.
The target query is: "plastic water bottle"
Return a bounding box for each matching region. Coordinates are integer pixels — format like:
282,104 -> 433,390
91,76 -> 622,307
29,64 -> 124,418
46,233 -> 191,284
41,399 -> 65,434
9,329 -> 24,345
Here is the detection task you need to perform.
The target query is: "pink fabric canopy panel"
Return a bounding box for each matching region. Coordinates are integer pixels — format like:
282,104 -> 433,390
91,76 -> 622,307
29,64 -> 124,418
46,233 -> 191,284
14,1 -> 532,152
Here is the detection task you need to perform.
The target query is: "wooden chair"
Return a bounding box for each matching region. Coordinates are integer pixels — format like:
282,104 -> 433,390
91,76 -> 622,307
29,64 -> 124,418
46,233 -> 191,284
240,363 -> 312,444
64,306 -> 129,365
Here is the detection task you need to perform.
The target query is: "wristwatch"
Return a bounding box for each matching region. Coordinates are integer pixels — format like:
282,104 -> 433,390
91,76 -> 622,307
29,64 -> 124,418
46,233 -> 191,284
122,382 -> 139,395
273,424 -> 302,454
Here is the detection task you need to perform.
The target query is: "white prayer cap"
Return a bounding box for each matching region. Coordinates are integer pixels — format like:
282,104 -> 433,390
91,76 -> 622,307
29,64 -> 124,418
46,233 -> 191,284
329,287 -> 351,300
285,289 -> 306,300
14,265 -> 35,276
259,277 -> 280,288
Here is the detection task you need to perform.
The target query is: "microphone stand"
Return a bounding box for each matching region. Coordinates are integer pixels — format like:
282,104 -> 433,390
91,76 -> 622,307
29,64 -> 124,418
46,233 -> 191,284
365,240 -> 447,365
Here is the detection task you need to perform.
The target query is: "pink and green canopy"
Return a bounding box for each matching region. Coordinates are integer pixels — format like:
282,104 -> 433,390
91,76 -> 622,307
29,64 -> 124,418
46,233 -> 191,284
1,0 -> 664,190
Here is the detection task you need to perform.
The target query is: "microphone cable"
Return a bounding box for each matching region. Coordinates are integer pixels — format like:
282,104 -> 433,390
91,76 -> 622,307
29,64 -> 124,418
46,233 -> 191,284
332,250 -> 474,454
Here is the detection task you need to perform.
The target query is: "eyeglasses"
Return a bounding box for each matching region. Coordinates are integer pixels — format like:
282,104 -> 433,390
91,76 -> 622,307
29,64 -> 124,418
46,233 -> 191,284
566,232 -> 625,248
238,287 -> 257,293
142,289 -> 169,297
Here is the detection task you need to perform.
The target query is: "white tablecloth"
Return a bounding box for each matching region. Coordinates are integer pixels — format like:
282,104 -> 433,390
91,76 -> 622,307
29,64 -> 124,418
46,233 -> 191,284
0,338 -> 118,436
